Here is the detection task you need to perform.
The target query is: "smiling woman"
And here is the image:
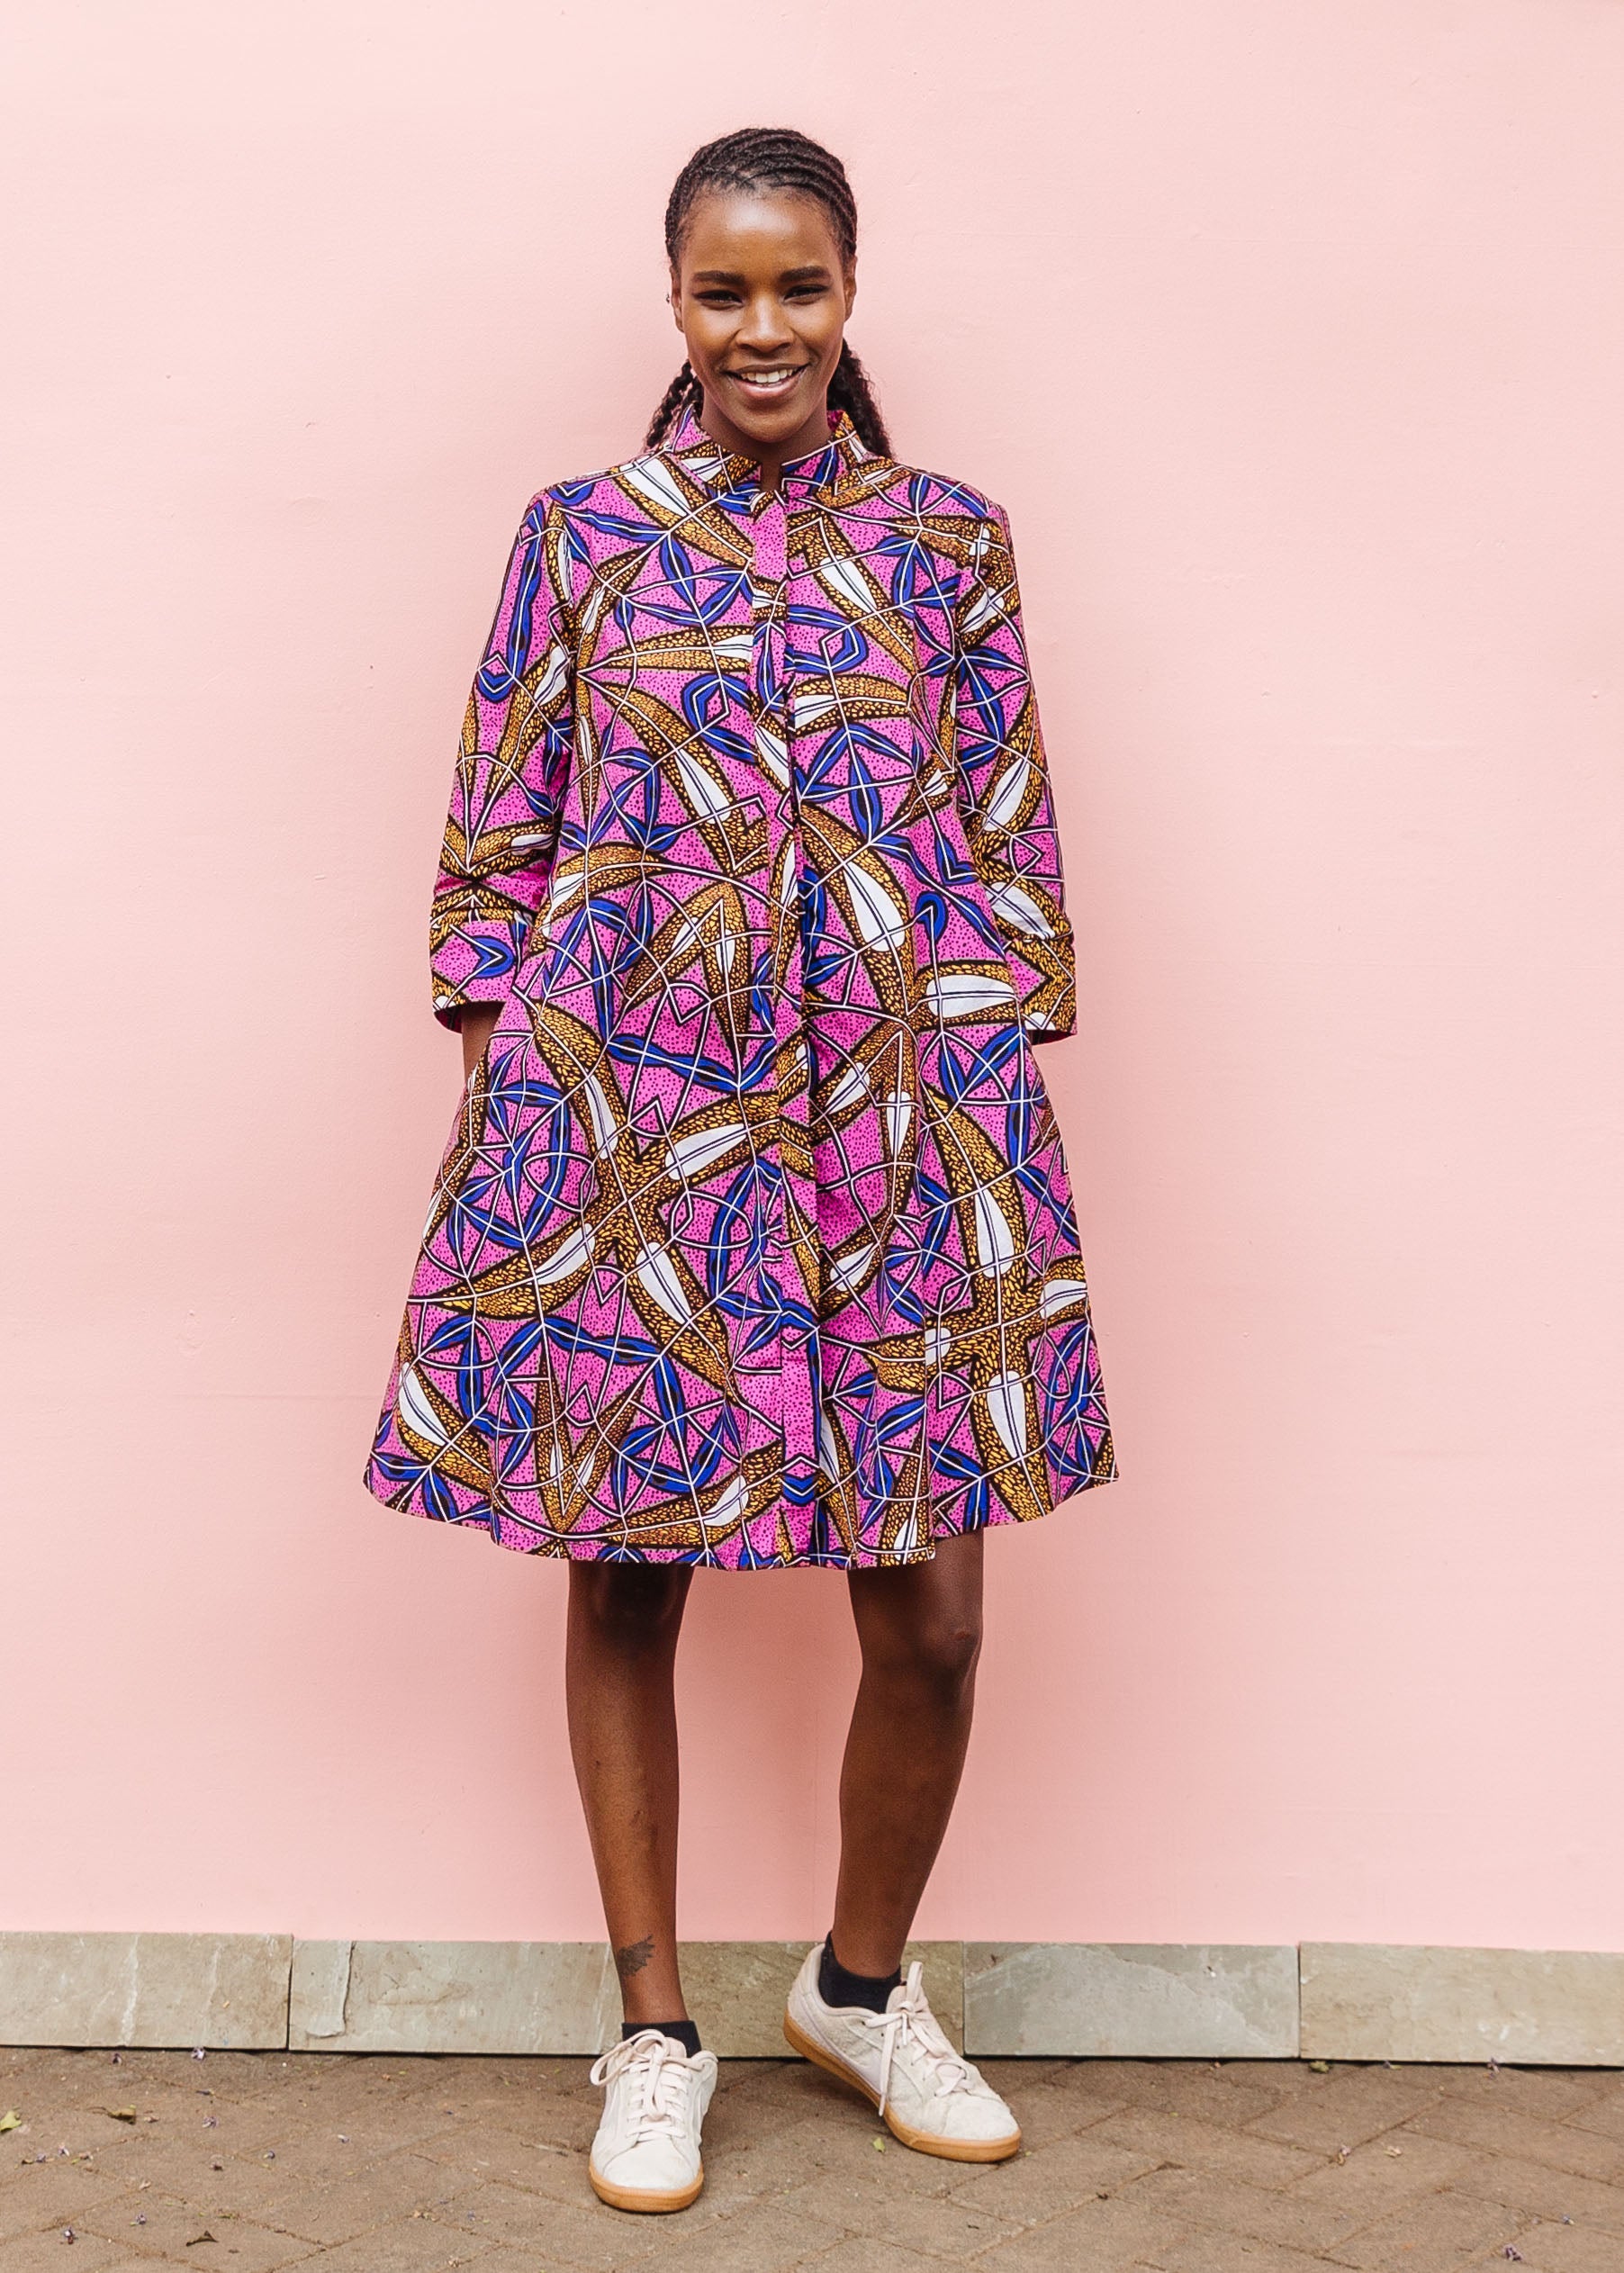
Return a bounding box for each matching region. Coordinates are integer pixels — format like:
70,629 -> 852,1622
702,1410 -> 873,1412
363,122 -> 1114,2214
648,128 -> 891,468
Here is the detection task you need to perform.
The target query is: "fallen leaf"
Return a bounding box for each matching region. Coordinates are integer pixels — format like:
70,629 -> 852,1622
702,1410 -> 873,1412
102,2108 -> 138,2124
1308,2060 -> 1331,2074
0,2112 -> 19,2133
185,2232 -> 217,2247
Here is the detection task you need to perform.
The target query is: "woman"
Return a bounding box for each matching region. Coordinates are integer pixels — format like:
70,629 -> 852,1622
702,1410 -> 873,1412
365,126 -> 1114,2214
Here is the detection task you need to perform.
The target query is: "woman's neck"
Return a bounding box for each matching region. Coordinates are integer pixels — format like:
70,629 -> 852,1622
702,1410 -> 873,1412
696,392 -> 832,491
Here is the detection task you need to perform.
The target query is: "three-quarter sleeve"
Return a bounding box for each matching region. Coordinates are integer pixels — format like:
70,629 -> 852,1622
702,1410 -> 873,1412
951,503 -> 1078,1042
429,492 -> 576,1029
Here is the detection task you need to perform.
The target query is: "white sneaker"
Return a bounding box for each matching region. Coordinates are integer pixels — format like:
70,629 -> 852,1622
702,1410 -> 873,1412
587,2028 -> 718,2212
783,1946 -> 1021,2161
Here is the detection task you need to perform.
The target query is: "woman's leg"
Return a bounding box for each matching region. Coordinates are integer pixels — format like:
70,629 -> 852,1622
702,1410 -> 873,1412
831,1526 -> 985,1977
565,1560 -> 694,2027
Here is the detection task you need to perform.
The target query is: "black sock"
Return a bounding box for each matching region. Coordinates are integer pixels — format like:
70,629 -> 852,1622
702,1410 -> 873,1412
818,1932 -> 901,2015
622,2017 -> 701,2059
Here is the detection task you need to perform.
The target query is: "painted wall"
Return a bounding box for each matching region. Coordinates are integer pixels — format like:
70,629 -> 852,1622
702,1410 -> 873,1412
5,0 -> 1622,1953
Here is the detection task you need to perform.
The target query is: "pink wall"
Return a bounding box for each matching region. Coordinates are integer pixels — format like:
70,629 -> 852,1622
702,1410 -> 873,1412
5,0 -> 1623,1952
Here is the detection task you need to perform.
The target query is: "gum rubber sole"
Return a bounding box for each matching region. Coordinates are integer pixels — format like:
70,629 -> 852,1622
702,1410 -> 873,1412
588,2159 -> 704,2213
782,2010 -> 1022,2162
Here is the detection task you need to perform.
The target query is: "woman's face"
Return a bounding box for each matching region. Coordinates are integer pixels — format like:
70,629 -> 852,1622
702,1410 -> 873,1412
670,187 -> 855,465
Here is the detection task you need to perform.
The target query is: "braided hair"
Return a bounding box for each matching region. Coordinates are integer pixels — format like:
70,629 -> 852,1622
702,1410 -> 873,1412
645,127 -> 891,456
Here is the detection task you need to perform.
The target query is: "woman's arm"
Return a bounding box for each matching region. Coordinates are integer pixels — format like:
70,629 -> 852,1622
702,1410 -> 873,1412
458,1003 -> 501,1082
951,502 -> 1078,1043
429,493 -> 577,1033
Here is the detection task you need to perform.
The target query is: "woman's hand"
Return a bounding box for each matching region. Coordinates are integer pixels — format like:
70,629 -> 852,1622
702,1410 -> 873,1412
459,1004 -> 501,1082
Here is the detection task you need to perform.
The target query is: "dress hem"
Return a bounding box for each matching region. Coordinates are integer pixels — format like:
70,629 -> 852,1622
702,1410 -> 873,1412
359,1457 -> 1117,1574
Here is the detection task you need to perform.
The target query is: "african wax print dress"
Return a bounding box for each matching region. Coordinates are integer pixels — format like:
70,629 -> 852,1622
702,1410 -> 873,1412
364,406 -> 1114,1568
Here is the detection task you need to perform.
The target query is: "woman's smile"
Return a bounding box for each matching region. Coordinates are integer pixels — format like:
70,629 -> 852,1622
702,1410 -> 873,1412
726,364 -> 807,393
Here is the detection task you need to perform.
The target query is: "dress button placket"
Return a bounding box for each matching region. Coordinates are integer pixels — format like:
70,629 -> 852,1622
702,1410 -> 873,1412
746,484 -> 816,1508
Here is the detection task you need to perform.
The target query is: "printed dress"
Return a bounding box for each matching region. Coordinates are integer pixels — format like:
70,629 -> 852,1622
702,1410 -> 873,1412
364,406 -> 1114,1568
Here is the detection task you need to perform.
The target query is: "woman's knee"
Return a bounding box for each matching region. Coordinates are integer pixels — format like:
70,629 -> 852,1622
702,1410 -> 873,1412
569,1563 -> 690,1655
866,1608 -> 983,1700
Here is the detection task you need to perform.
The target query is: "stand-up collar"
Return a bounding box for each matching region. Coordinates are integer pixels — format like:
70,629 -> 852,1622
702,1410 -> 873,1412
663,404 -> 871,502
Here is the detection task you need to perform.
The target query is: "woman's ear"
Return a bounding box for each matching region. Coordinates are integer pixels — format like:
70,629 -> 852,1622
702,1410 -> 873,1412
669,264 -> 685,332
843,262 -> 857,320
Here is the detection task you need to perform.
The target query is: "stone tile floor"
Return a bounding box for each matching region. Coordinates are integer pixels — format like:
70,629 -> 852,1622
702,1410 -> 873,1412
4,2043 -> 1623,2270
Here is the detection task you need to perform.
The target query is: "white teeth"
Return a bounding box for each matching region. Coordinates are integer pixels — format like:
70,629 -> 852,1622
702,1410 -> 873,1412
735,368 -> 798,387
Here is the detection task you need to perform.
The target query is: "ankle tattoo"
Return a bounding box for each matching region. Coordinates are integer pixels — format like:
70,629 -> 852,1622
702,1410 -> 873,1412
614,1934 -> 654,1981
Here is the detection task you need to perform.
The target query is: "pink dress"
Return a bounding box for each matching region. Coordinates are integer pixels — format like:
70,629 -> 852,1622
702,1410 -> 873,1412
365,407 -> 1114,1567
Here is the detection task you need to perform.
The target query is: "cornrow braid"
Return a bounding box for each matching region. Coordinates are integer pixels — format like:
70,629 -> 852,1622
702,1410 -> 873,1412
648,126 -> 892,456
826,342 -> 888,459
645,359 -> 700,450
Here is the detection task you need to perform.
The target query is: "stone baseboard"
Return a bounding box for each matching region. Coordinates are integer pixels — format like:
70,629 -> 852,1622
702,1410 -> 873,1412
1299,1943 -> 1624,2066
0,1935 -> 292,2051
2,1935 -> 1620,2064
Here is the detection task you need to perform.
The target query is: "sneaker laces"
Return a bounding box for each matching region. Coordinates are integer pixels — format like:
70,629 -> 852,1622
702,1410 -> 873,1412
858,1962 -> 977,2115
589,2029 -> 691,2140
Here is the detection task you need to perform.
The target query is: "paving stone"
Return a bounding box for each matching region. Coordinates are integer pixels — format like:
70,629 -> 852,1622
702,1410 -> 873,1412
281,2215 -> 501,2269
778,2169 -> 1023,2255
742,2109 -> 961,2200
1565,2082 -> 1624,2144
970,2186 -> 1191,2268
1218,2061 -> 1323,2097
1285,2127 -> 1479,2220
405,2119 -> 585,2204
1140,2232 -> 1333,2271
613,2191 -> 847,2271
1405,2097 -> 1624,2182
236,2103 -> 467,2183
1094,2105 -> 1323,2188
1445,2149 -> 1624,2232
1246,2064 -> 1443,2152
244,2148 -> 460,2245
1123,2161 -> 1365,2253
1106,2060 -> 1301,2128
1433,2068 -> 1620,2124
0,2159 -> 123,2242
1511,2218 -> 1624,2270
112,2144 -> 301,2225
780,2241 -> 947,2271
73,2187 -> 316,2268
980,2079 -> 1111,2149
979,2056 -> 1134,2127
944,2130 -> 1160,2223
1325,2186 -> 1530,2270
0,2227 -> 137,2270
426,2177 -> 661,2268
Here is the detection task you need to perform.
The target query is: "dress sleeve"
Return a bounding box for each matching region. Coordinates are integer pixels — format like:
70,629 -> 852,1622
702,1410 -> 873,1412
429,493 -> 576,1029
951,502 -> 1078,1042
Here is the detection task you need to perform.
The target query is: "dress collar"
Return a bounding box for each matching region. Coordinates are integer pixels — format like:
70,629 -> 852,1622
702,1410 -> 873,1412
662,403 -> 871,501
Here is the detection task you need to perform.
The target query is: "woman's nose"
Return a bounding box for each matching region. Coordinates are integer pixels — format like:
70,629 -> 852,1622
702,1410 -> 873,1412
737,293 -> 792,351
